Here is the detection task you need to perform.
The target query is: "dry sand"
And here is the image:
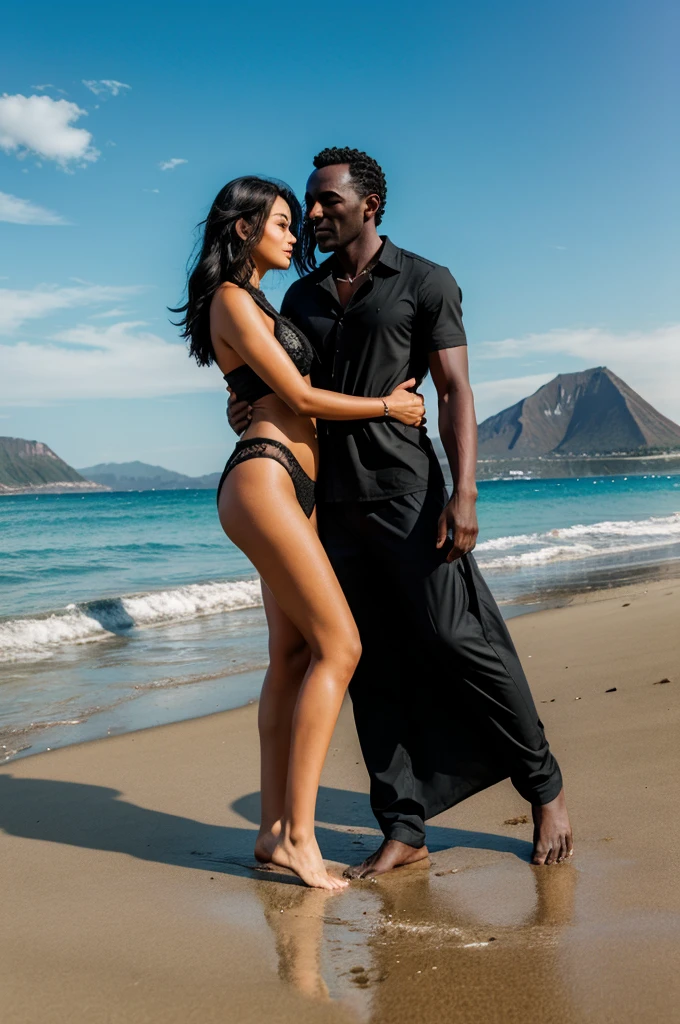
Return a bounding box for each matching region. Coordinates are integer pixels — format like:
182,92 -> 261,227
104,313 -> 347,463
1,576 -> 679,1023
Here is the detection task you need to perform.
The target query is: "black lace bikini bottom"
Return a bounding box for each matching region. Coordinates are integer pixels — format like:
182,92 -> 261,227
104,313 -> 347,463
216,437 -> 316,518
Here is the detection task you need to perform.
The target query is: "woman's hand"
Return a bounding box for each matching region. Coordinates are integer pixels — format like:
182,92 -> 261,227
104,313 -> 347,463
385,379 -> 425,426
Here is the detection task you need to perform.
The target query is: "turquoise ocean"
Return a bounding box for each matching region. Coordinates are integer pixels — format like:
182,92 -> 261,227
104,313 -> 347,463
1,473 -> 679,762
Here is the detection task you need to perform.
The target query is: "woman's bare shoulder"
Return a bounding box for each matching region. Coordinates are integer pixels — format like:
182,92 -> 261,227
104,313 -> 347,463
213,281 -> 252,309
212,283 -> 259,329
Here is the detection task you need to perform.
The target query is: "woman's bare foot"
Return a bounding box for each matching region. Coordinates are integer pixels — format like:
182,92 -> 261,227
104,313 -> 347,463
271,829 -> 349,890
531,788 -> 574,865
343,839 -> 429,880
254,819 -> 282,864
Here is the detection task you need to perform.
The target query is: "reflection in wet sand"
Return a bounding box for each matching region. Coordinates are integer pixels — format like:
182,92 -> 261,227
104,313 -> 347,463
258,857 -> 577,1023
258,880 -> 383,1021
262,887 -> 332,1000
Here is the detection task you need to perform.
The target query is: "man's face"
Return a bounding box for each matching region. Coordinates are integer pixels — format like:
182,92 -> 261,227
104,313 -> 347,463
305,164 -> 367,252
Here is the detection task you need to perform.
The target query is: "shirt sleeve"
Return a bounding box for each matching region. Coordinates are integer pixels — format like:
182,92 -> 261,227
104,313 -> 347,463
418,265 -> 467,351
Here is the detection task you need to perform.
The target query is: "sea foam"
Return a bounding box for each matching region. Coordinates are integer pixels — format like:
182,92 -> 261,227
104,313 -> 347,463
476,512 -> 680,570
0,579 -> 262,662
3,513 -> 679,658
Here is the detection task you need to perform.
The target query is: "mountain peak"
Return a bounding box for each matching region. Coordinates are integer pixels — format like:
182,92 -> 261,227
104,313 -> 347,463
0,436 -> 103,493
477,368 -> 680,457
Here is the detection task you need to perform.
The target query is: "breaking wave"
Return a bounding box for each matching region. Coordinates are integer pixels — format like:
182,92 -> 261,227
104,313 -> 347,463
3,513 -> 679,660
0,578 -> 262,662
476,513 -> 680,571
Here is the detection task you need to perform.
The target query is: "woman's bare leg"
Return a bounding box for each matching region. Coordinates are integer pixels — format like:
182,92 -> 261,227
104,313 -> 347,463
219,460 -> 361,890
255,583 -> 310,863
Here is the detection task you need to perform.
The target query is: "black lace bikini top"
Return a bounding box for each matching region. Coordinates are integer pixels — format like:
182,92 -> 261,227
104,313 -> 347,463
223,285 -> 315,404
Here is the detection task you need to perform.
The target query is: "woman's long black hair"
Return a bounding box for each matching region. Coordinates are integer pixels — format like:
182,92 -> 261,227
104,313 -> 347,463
172,176 -> 314,367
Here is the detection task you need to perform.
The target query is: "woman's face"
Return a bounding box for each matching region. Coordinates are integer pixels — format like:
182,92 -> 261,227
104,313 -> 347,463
251,196 -> 296,272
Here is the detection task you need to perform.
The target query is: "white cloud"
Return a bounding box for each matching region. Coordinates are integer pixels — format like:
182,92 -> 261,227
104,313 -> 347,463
32,84 -> 68,96
0,284 -> 143,333
477,325 -> 680,424
89,307 -> 133,319
159,158 -> 187,171
0,284 -> 215,405
82,80 -> 131,97
0,322 -> 216,403
0,93 -> 99,167
0,191 -> 69,225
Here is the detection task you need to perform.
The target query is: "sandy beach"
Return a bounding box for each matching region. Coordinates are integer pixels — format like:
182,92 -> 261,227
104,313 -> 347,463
1,575 -> 679,1024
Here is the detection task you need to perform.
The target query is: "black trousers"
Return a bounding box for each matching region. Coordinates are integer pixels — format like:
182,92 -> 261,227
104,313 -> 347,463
318,486 -> 563,849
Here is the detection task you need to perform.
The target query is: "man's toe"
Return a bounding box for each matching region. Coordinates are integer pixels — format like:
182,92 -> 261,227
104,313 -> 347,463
343,864 -> 363,880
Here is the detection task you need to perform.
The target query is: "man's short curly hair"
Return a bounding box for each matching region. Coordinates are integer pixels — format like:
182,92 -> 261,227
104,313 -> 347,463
312,147 -> 387,226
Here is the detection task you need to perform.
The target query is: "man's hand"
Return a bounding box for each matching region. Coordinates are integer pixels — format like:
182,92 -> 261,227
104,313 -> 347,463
227,387 -> 252,436
436,491 -> 479,562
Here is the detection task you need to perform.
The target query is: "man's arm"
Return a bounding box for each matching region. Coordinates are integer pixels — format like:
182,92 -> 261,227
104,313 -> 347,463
416,260 -> 479,562
429,346 -> 479,560
226,386 -> 251,436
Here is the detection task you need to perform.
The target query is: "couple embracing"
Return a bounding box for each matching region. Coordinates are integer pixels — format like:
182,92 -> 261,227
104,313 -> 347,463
175,147 -> 573,889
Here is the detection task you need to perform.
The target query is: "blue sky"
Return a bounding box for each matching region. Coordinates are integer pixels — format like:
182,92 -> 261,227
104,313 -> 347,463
1,0 -> 678,474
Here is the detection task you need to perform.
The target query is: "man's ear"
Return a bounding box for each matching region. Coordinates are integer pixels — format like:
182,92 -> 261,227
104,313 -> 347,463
235,217 -> 251,241
363,194 -> 381,222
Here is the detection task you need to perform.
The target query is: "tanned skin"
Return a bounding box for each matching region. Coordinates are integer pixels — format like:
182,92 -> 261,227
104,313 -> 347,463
229,166 -> 574,877
214,196 -> 423,890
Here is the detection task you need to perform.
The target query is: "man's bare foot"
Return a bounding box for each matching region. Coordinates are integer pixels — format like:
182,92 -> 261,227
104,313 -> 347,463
531,788 -> 574,865
342,839 -> 429,880
270,830 -> 349,890
254,819 -> 282,864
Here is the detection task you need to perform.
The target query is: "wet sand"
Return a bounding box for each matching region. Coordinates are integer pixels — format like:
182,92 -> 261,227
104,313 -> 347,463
1,576 -> 679,1023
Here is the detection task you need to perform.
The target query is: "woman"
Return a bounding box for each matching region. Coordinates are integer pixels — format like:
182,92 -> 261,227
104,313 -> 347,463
175,177 -> 423,889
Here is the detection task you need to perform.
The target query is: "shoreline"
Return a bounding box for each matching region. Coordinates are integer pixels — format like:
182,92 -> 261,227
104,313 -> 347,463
3,560 -> 680,766
1,572 -> 678,1022
0,481 -> 109,496
2,564 -> 679,768
500,554 -> 680,616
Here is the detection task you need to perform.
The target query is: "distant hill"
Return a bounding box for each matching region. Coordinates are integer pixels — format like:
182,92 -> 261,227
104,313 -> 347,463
11,366 -> 680,496
0,437 -> 106,495
477,367 -> 680,457
78,461 -> 222,491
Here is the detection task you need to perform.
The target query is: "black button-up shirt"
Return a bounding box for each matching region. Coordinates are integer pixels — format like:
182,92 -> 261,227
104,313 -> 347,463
281,237 -> 467,503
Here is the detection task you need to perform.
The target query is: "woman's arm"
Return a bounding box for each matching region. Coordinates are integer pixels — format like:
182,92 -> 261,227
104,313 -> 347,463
212,287 -> 423,424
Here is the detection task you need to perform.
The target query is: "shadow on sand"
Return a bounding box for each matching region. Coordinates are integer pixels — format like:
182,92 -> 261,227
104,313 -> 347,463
0,775 -> 532,881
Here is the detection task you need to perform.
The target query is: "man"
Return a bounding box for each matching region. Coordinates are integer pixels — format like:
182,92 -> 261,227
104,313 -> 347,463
229,147 -> 573,876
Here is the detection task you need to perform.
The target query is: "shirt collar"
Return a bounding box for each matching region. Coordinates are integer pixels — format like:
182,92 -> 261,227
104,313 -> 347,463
376,236 -> 401,272
315,236 -> 401,284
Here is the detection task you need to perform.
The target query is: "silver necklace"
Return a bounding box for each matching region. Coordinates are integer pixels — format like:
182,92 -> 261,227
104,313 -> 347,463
335,267 -> 371,285
335,254 -> 379,285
